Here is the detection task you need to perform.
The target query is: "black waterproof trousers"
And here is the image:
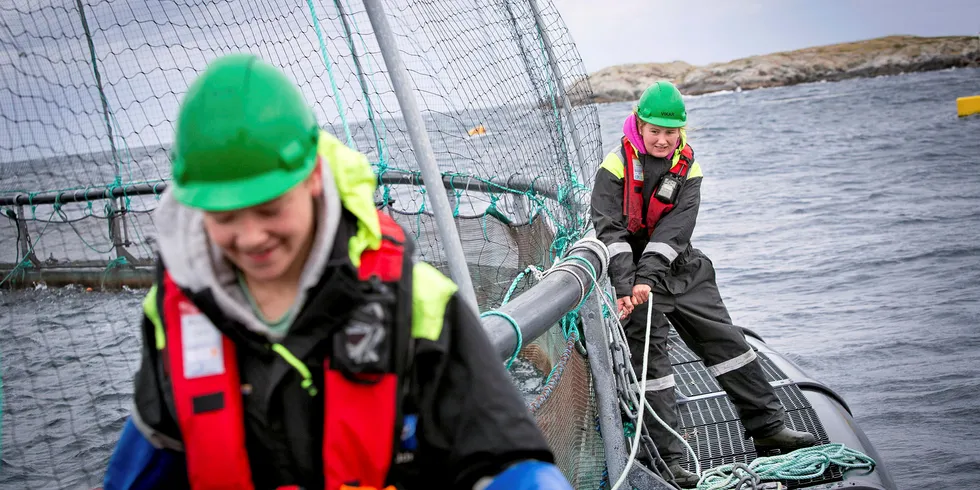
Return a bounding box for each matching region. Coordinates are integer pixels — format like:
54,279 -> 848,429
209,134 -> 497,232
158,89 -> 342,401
623,248 -> 785,464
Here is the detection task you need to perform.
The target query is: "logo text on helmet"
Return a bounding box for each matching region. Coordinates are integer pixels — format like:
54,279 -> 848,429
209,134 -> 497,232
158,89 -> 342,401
661,111 -> 675,117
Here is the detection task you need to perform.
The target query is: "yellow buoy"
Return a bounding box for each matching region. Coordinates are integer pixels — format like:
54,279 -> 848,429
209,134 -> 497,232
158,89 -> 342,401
957,96 -> 980,117
467,124 -> 486,136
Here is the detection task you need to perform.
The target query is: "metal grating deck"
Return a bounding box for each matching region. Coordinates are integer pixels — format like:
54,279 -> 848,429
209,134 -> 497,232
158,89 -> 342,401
667,334 -> 702,364
673,361 -> 723,396
665,329 -> 843,488
678,395 -> 739,427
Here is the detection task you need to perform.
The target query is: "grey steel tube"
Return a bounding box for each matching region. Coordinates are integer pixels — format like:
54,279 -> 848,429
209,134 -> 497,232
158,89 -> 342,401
580,291 -> 629,485
380,172 -> 559,201
527,0 -> 587,177
362,0 -> 479,314
0,173 -> 558,207
481,235 -> 607,361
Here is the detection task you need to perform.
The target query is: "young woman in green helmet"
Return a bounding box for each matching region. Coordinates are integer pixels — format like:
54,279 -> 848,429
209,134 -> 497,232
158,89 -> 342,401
590,80 -> 816,488
102,53 -> 573,490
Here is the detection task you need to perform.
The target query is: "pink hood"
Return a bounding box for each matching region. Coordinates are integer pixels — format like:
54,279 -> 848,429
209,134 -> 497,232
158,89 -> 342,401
622,112 -> 684,157
622,112 -> 646,154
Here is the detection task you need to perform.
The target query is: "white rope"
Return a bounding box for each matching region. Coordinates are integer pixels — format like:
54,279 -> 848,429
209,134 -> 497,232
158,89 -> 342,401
583,265 -> 702,487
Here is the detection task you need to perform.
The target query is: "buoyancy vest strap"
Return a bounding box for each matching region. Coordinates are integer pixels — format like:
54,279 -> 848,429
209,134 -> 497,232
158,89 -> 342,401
622,137 -> 646,234
162,272 -> 254,490
358,212 -> 405,283
324,209 -> 403,489
324,372 -> 398,489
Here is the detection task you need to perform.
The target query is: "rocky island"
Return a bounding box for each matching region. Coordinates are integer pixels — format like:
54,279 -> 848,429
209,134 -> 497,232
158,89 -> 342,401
584,35 -> 980,103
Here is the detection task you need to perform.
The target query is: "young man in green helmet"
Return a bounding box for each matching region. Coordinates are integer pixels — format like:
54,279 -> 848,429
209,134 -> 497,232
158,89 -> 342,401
102,53 -> 573,490
590,80 -> 816,488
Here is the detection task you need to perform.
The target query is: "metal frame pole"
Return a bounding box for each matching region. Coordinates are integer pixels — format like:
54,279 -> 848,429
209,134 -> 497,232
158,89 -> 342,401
581,290 -> 629,485
76,0 -> 133,263
527,0 -> 586,174
362,0 -> 479,313
503,0 -> 546,101
334,0 -> 384,160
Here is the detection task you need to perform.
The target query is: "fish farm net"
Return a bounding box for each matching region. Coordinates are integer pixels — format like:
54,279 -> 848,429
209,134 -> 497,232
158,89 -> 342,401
0,0 -> 608,488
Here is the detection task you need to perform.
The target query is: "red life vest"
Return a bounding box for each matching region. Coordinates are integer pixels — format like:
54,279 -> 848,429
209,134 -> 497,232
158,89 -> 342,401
622,136 -> 694,236
162,211 -> 406,490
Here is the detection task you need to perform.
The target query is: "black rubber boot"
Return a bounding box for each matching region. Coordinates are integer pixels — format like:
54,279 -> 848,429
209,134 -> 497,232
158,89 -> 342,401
666,463 -> 700,489
753,426 -> 817,452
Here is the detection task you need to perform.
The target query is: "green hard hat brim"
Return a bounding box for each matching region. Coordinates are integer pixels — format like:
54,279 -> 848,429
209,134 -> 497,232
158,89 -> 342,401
636,112 -> 687,128
173,151 -> 318,212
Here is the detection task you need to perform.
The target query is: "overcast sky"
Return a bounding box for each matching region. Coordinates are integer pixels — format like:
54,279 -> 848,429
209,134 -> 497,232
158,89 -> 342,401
554,0 -> 980,71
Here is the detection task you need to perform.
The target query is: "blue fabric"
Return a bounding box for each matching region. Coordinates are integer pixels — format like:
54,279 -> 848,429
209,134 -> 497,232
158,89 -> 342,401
103,417 -> 188,490
483,461 -> 573,490
400,414 -> 418,451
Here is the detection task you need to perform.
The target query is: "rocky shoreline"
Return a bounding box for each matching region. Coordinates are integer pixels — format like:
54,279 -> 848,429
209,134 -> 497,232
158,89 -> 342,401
583,35 -> 980,103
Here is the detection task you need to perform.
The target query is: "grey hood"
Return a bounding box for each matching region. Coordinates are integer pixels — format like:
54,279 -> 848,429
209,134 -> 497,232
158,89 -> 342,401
152,162 -> 342,342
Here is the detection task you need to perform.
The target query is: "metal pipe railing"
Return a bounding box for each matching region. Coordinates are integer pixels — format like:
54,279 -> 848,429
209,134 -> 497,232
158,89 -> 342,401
363,0 -> 479,314
481,234 -> 607,361
479,234 -> 676,490
579,287 -> 630,485
0,173 -> 558,207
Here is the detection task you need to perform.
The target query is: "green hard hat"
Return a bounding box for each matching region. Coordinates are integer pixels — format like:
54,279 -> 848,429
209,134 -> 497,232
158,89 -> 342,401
170,53 -> 320,211
636,81 -> 687,128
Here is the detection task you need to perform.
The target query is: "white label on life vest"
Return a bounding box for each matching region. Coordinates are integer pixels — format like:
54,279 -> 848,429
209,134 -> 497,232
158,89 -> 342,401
632,163 -> 644,182
181,313 -> 225,379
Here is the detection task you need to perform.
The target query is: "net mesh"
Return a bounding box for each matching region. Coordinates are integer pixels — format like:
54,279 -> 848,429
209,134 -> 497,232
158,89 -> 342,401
0,0 -> 605,488
522,327 -> 607,489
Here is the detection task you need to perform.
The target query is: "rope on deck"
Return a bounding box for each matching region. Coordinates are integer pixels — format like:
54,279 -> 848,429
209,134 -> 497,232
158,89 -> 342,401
697,443 -> 876,490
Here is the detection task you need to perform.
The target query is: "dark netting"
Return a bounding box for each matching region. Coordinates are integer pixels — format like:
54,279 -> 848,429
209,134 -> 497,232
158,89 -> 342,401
0,0 -> 604,488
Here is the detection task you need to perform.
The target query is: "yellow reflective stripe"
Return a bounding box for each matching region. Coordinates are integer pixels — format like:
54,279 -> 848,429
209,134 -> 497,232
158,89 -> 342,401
411,262 -> 457,341
271,344 -> 318,397
143,284 -> 165,351
317,130 -> 381,267
599,152 -> 624,180
688,160 -> 703,179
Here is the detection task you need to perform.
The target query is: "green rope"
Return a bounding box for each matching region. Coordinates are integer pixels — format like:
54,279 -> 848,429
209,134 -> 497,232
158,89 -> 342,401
53,205 -> 114,255
532,18 -> 578,191
551,255 -> 597,338
338,3 -> 394,204
414,187 -> 426,240
333,0 -> 384,161
480,193 -> 502,241
481,311 -> 522,369
305,0 -> 354,148
100,256 -> 130,289
697,444 -> 876,490
501,266 -> 543,306
449,175 -> 464,217
622,421 -> 636,439
484,195 -> 512,226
